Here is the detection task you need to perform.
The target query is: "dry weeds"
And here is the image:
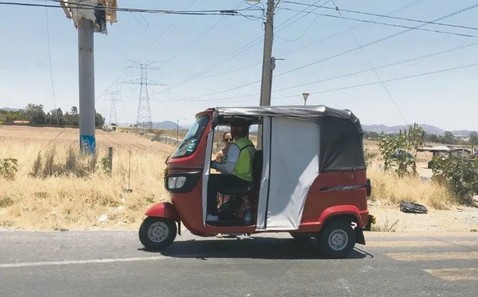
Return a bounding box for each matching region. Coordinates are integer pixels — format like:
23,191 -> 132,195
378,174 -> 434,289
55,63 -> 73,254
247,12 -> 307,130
0,126 -> 171,230
0,126 -> 469,231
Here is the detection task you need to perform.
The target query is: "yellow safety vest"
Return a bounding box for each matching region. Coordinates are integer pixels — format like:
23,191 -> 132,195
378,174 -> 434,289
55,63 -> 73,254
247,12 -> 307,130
232,137 -> 255,182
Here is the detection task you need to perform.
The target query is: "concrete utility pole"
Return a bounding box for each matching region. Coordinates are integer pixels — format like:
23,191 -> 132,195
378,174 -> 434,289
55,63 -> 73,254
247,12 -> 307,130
259,0 -> 276,107
78,19 -> 96,153
60,0 -> 118,154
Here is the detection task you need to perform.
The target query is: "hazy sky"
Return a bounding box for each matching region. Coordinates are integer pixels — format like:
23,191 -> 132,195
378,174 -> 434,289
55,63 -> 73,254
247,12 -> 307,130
1,0 -> 477,130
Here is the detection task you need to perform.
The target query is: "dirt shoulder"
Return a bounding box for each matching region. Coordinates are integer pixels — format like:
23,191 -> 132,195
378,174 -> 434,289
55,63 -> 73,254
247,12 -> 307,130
369,202 -> 478,232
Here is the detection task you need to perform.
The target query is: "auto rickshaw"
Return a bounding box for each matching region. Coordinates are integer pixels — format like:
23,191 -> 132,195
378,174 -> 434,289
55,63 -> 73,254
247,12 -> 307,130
139,105 -> 373,258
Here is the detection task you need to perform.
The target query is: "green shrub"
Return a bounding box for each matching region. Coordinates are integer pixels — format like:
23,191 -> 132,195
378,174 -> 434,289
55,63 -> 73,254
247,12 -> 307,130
0,158 -> 18,180
431,156 -> 478,204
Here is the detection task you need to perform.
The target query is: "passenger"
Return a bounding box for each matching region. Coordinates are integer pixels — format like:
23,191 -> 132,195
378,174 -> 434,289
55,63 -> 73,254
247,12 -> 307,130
208,119 -> 255,217
214,132 -> 233,207
214,132 -> 233,164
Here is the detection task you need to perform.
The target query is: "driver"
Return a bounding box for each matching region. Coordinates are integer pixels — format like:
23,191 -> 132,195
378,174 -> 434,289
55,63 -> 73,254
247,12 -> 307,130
208,119 -> 255,216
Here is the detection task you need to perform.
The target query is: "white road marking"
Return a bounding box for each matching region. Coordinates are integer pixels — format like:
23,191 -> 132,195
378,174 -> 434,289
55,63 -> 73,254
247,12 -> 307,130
424,268 -> 478,281
367,240 -> 478,248
385,252 -> 478,261
0,256 -> 166,268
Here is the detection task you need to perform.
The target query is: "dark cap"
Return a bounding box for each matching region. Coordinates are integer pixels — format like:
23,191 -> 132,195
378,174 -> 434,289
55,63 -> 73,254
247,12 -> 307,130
230,118 -> 249,127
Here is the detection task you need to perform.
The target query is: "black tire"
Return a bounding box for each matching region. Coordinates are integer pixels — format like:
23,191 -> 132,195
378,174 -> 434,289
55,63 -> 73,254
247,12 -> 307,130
139,217 -> 177,251
319,220 -> 356,259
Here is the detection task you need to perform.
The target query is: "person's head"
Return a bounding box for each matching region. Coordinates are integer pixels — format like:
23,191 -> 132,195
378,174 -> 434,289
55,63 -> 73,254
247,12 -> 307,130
222,132 -> 232,143
230,119 -> 249,139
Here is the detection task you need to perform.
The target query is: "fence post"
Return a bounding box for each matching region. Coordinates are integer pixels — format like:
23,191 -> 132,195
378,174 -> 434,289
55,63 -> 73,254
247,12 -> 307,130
108,147 -> 113,174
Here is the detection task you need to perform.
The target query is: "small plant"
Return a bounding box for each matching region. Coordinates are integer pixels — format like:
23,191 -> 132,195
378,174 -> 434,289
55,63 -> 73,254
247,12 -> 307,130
30,147 -> 98,178
0,196 -> 14,208
42,149 -> 56,177
100,156 -> 111,173
431,156 -> 478,205
30,154 -> 42,177
371,217 -> 399,232
378,123 -> 424,177
0,158 -> 18,180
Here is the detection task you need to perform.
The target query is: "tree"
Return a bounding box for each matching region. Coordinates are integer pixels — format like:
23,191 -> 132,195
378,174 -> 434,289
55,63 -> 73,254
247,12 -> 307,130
95,112 -> 105,127
71,106 -> 78,115
443,131 -> 455,144
469,132 -> 478,146
25,104 -> 46,125
378,123 -> 424,176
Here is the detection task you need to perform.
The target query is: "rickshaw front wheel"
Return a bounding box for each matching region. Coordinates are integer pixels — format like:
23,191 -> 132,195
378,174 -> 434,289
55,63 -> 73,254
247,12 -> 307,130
139,217 -> 177,251
318,220 -> 356,259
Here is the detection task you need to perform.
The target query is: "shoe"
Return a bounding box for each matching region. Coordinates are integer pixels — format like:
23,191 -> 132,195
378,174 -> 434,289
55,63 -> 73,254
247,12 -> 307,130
236,234 -> 251,240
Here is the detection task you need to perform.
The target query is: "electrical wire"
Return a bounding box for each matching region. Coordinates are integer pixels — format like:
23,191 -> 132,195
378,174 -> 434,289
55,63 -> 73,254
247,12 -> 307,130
272,62 -> 478,100
162,0 -> 431,103
161,61 -> 478,103
44,1 -> 58,124
278,7 -> 478,38
283,0 -> 478,31
331,0 -> 407,125
273,42 -> 477,93
274,3 -> 478,79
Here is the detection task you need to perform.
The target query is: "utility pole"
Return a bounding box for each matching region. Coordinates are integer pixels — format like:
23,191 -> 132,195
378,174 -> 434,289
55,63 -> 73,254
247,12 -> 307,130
259,0 -> 276,107
60,1 -> 118,154
78,18 -> 96,153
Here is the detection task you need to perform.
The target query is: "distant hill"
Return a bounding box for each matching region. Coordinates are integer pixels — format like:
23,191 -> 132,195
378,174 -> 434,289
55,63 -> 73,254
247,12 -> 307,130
152,121 -> 181,130
362,124 -> 476,137
0,107 -> 21,112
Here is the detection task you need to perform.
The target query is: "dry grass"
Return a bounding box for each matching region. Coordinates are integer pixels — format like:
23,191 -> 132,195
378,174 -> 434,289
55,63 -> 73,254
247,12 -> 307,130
0,126 -> 172,230
0,127 -> 464,230
367,163 -> 457,210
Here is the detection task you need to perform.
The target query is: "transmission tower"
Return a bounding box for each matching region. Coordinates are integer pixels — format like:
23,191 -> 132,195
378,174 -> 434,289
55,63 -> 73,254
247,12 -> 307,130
123,63 -> 164,132
106,91 -> 119,125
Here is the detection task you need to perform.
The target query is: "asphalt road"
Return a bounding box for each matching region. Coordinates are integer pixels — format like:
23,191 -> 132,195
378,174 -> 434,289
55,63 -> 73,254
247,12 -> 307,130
1,230 -> 477,297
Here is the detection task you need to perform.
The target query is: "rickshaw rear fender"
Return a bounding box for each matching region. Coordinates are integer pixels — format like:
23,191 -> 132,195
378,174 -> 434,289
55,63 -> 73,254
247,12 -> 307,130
318,205 -> 365,228
145,202 -> 179,221
318,206 -> 367,245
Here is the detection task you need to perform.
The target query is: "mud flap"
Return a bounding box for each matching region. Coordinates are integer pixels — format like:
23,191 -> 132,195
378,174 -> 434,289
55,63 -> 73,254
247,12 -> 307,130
355,228 -> 365,245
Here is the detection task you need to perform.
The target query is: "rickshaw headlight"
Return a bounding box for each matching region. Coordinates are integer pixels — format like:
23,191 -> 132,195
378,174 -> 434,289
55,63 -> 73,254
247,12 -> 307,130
168,176 -> 187,189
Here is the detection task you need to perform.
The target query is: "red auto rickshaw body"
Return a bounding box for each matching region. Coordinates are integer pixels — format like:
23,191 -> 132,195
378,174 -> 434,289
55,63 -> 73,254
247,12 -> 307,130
141,106 -> 372,257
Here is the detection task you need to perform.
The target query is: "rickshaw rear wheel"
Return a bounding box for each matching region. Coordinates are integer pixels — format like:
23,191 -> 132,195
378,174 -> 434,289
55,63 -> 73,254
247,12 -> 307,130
319,219 -> 356,259
139,217 -> 177,251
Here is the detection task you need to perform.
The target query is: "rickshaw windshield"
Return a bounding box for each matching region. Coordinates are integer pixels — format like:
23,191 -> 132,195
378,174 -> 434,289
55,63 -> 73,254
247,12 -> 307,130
170,115 -> 209,158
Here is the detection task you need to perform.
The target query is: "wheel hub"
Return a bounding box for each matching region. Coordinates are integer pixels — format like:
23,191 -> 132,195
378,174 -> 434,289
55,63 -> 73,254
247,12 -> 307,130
148,221 -> 169,243
328,229 -> 348,251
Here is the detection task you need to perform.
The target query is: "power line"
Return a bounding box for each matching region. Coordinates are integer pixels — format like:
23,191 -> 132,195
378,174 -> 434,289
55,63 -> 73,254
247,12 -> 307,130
272,62 -> 478,100
278,7 -> 478,38
273,42 -> 477,93
331,0 -> 407,125
162,61 -> 478,104
275,3 -> 478,78
44,1 -> 58,124
283,1 -> 478,31
161,0 -> 431,103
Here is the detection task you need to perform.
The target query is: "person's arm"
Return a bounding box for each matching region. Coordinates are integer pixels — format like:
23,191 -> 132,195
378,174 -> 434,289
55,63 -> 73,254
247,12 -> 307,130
211,144 -> 239,174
